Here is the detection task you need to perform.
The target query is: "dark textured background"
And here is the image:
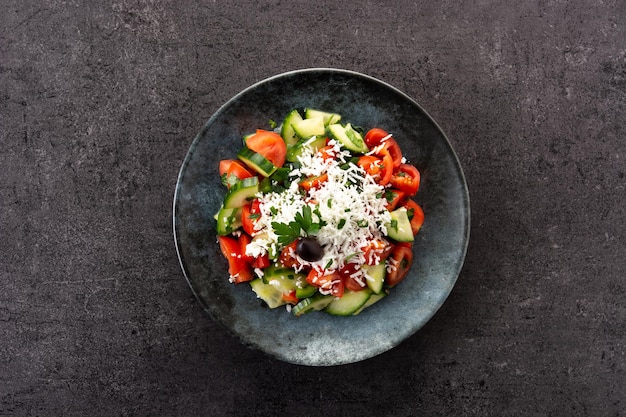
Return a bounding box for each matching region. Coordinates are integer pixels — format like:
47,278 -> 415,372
1,1 -> 624,416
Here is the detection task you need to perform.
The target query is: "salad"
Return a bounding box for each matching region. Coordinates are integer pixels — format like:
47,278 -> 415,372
215,108 -> 424,316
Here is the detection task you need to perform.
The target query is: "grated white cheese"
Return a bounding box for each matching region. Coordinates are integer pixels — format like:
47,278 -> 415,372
245,140 -> 391,272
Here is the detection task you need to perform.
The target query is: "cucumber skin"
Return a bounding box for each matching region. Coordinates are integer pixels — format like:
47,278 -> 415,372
292,293 -> 334,316
223,176 -> 259,208
280,109 -> 303,146
304,108 -> 341,126
292,117 -> 326,139
386,207 -> 415,242
327,123 -> 369,154
362,262 -> 386,294
237,148 -> 277,177
324,289 -> 373,316
216,207 -> 242,235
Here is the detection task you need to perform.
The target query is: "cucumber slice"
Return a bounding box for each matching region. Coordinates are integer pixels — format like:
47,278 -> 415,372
292,293 -> 334,316
352,291 -> 388,315
295,285 -> 317,299
215,207 -> 242,235
304,109 -> 341,126
280,109 -> 303,146
223,176 -> 259,208
286,135 -> 327,162
237,147 -> 277,177
386,207 -> 415,242
324,288 -> 373,316
292,117 -> 326,139
262,265 -> 305,293
327,123 -> 369,153
362,262 -> 386,294
250,279 -> 286,309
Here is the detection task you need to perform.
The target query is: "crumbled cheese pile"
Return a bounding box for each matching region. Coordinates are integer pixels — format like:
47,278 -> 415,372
245,140 -> 391,272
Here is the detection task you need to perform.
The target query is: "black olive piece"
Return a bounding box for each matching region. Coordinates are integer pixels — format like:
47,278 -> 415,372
296,237 -> 324,262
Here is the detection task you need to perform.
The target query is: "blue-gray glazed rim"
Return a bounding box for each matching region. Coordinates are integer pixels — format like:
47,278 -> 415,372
173,68 -> 470,366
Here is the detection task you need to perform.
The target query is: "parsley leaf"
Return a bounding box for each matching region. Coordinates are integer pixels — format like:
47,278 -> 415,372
271,204 -> 327,246
271,221 -> 300,245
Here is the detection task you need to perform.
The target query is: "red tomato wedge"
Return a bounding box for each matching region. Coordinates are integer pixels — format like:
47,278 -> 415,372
279,240 -> 304,270
403,199 -> 425,235
306,269 -> 344,298
380,138 -> 403,168
384,189 -> 406,211
361,238 -> 393,265
281,290 -> 299,305
219,159 -> 254,187
218,236 -> 253,283
299,173 -> 328,191
357,154 -> 393,186
340,263 -> 368,292
317,145 -> 336,161
251,253 -> 270,269
238,233 -> 254,263
241,199 -> 261,236
364,128 -> 391,148
245,129 -> 287,168
385,244 -> 413,287
389,164 -> 420,196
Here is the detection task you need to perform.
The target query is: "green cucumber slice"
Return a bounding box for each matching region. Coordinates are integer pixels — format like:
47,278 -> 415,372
353,291 -> 388,315
327,123 -> 369,153
237,147 -> 277,177
286,135 -> 327,162
295,285 -> 317,299
386,207 -> 415,242
250,279 -> 286,309
324,288 -> 373,316
292,293 -> 334,316
223,176 -> 259,208
362,262 -> 386,294
215,207 -> 242,235
292,117 -> 326,139
280,109 -> 303,146
262,265 -> 305,293
304,109 -> 341,126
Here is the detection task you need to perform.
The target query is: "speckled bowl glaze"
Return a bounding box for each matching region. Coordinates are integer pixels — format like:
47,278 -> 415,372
173,68 -> 470,366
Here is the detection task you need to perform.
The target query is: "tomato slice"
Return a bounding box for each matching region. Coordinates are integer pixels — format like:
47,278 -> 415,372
241,199 -> 261,236
238,233 -> 254,264
306,269 -> 344,297
299,173 -> 328,192
380,138 -> 403,168
219,159 -> 254,188
339,263 -> 368,291
361,238 -> 393,265
364,128 -> 391,148
378,151 -> 394,186
279,240 -> 304,270
385,244 -> 413,287
357,154 -> 392,186
245,129 -> 287,168
282,290 -> 299,305
251,253 -> 270,269
317,145 -> 336,161
218,236 -> 253,283
403,199 -> 424,235
357,155 -> 382,175
389,164 -> 420,196
383,189 -> 406,211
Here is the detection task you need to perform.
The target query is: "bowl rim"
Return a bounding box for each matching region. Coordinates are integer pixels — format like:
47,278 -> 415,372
172,68 -> 471,365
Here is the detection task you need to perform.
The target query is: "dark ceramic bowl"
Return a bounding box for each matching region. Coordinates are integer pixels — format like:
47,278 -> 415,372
173,68 -> 469,366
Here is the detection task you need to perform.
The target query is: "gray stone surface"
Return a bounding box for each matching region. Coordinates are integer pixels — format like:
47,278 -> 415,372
1,1 -> 624,416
